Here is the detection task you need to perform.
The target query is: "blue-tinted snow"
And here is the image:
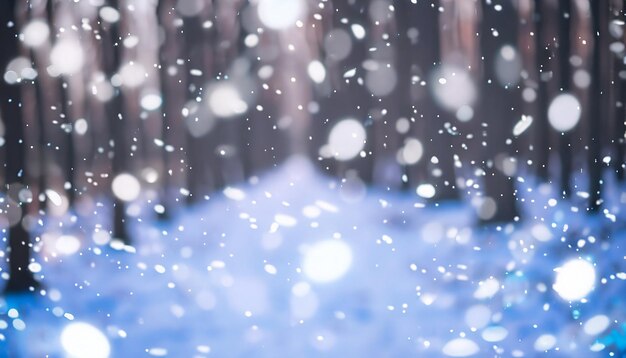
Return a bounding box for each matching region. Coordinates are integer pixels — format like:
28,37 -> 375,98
1,157 -> 626,357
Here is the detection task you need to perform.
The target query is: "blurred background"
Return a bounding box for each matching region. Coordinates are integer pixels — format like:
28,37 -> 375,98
1,0 -> 626,356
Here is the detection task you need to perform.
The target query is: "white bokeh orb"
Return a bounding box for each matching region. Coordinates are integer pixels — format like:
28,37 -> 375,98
258,0 -> 306,30
307,60 -> 326,84
442,338 -> 480,357
431,66 -> 477,113
553,258 -> 595,301
325,119 -> 366,161
416,184 -> 436,199
208,83 -> 248,118
60,322 -> 110,358
50,39 -> 85,76
55,235 -> 81,256
22,20 -> 50,48
302,240 -> 353,283
399,138 -> 423,165
140,92 -> 163,111
118,62 -> 146,88
111,173 -> 141,202
548,93 -> 581,132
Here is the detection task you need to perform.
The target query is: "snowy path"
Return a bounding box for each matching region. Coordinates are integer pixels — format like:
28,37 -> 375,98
1,158 -> 626,357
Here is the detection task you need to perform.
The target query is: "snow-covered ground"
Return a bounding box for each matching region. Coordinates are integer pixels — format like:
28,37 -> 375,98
1,157 -> 626,357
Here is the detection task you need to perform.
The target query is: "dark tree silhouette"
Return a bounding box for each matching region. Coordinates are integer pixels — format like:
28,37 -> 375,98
533,0 -> 552,181
478,0 -> 520,223
588,0 -> 608,212
1,0 -> 40,293
557,0 -> 573,197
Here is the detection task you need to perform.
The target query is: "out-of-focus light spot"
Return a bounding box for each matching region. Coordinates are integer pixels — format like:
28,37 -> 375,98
257,0 -> 306,30
322,119 -> 366,161
123,37 -> 139,50
93,230 -> 111,246
324,29 -> 352,61
140,93 -> 162,111
481,326 -> 508,342
351,24 -> 366,39
398,138 -> 423,165
147,348 -> 168,356
553,258 -> 595,301
442,338 -> 479,357
534,334 -> 556,351
118,62 -> 146,88
4,57 -> 37,84
495,44 -> 521,86
55,235 -> 81,256
28,262 -> 42,273
274,213 -> 297,227
365,64 -> 397,97
50,39 -> 84,76
464,304 -> 491,330
573,69 -> 591,89
208,83 -> 248,118
416,184 -> 436,199
302,205 -> 321,218
264,264 -> 277,275
522,87 -> 537,102
244,34 -> 259,48
476,197 -> 497,221
90,72 -> 114,102
302,240 -> 352,283
112,173 -> 141,202
141,167 -> 159,184
74,118 -> 88,135
45,189 -> 64,207
531,224 -> 552,242
99,6 -> 120,23
307,61 -> 326,84
395,117 -> 410,134
583,315 -> 610,335
548,93 -> 581,132
223,187 -> 246,201
512,115 -> 532,136
455,105 -> 474,122
474,277 -> 500,299
431,66 -> 476,113
22,20 -> 49,48
60,322 -> 110,358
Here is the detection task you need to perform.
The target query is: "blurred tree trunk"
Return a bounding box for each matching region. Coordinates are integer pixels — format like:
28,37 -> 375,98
183,7 -> 222,202
558,0 -> 573,197
588,0 -> 608,212
478,0 -> 520,223
396,0 -> 458,201
15,2 -> 45,213
101,0 -> 129,243
1,0 -> 40,293
533,0 -> 552,181
157,0 -> 189,216
612,0 -> 626,180
316,0 -> 374,183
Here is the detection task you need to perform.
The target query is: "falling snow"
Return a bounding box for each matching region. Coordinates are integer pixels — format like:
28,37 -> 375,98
0,0 -> 625,357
